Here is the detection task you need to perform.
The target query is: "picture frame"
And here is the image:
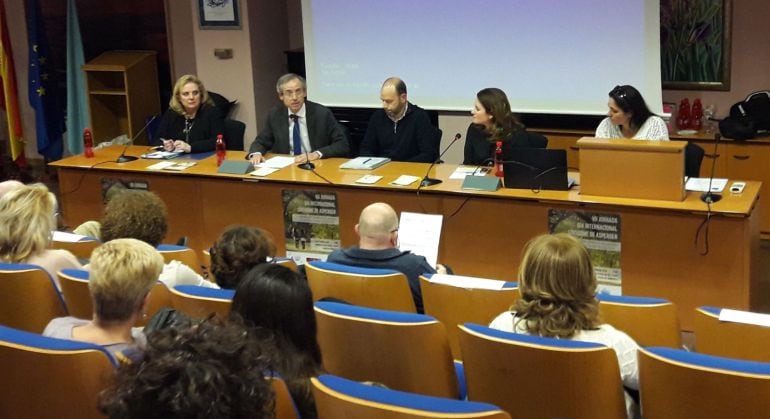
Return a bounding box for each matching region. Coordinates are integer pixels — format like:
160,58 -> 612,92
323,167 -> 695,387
661,0 -> 732,91
198,0 -> 240,29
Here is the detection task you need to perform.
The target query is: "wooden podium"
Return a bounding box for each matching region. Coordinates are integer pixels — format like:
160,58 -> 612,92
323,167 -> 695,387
578,137 -> 686,201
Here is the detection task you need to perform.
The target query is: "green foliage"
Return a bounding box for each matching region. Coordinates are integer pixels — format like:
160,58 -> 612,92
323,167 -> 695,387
661,0 -> 724,83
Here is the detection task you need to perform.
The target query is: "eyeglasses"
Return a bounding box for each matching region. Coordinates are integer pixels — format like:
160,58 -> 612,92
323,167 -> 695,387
611,85 -> 628,104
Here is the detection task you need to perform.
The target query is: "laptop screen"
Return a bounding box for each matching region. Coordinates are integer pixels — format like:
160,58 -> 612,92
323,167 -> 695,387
502,148 -> 573,191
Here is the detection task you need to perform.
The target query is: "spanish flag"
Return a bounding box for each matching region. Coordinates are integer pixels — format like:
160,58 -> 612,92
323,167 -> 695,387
0,1 -> 26,166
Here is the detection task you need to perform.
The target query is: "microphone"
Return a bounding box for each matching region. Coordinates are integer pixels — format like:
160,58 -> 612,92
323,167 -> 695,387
116,115 -> 159,163
420,133 -> 462,187
700,132 -> 722,204
297,141 -> 315,170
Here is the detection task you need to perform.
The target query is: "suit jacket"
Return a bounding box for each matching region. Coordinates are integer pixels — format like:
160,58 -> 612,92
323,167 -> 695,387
248,100 -> 349,157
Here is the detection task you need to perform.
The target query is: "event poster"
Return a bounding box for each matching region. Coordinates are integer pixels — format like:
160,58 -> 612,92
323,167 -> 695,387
282,190 -> 340,264
548,209 -> 622,294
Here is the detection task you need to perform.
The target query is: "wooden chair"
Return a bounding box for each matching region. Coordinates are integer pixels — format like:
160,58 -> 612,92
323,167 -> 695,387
157,244 -> 203,275
168,285 -> 234,319
201,248 -> 212,280
314,301 -> 461,399
0,325 -> 117,419
0,263 -> 67,333
51,238 -> 100,260
306,261 -> 416,312
458,323 -> 626,419
58,269 -> 172,327
274,257 -> 299,272
311,374 -> 510,419
638,346 -> 770,418
270,376 -> 301,419
419,275 -> 519,359
597,293 -> 681,348
693,306 -> 770,362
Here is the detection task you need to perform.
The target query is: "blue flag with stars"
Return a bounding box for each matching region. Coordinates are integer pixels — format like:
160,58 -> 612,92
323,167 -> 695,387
27,0 -> 64,160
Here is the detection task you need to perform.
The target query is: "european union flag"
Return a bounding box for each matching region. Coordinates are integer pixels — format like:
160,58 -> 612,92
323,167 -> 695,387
27,0 -> 64,161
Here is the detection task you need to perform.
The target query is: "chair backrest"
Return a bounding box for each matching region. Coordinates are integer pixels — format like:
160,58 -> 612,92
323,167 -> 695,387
0,325 -> 117,419
169,285 -> 234,319
0,263 -> 67,333
223,118 -> 246,151
306,261 -> 416,312
685,142 -> 705,178
693,306 -> 770,362
51,238 -> 100,260
419,275 -> 519,360
201,248 -> 212,279
597,293 -> 681,348
314,301 -> 460,398
528,131 -> 548,148
269,376 -> 301,419
274,257 -> 299,272
458,323 -> 626,419
311,374 -> 511,419
157,244 -> 203,275
638,346 -> 770,418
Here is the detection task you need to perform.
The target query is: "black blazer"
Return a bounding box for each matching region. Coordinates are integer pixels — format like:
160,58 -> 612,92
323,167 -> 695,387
463,123 -> 548,165
248,100 -> 349,158
153,104 -> 225,153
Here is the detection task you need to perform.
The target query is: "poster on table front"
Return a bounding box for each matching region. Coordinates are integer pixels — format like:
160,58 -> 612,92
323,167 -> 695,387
548,209 -> 621,295
282,190 -> 340,265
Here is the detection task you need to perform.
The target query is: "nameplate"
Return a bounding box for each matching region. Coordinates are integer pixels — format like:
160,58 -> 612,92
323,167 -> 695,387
462,176 -> 500,191
217,160 -> 253,175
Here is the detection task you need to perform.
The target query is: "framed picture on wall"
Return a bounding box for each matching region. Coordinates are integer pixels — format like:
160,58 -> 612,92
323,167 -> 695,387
198,0 -> 240,29
661,0 -> 732,91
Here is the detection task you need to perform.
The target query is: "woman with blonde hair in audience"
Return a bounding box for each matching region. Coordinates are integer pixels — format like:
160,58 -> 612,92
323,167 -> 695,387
209,225 -> 276,289
0,183 -> 82,284
44,238 -> 164,359
489,233 -> 640,418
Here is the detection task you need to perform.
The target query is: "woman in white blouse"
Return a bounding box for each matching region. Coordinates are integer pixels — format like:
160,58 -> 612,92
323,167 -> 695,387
595,85 -> 669,140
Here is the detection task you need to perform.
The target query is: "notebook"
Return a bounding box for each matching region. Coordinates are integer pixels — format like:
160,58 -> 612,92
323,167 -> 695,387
502,148 -> 575,191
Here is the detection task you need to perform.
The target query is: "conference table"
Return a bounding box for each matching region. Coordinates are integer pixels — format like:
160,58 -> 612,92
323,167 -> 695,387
50,145 -> 763,329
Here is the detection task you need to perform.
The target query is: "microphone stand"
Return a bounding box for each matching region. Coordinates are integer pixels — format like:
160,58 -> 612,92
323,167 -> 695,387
298,142 -> 315,170
420,133 -> 462,187
116,115 -> 159,163
700,133 -> 722,204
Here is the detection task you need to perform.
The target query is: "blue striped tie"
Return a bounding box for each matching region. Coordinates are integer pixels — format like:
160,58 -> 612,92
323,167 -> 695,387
291,114 -> 302,155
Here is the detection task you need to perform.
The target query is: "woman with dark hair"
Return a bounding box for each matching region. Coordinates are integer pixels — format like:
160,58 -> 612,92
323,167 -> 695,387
595,85 -> 669,140
231,264 -> 323,418
154,74 -> 225,153
463,88 -> 544,165
210,225 -> 276,289
489,233 -> 639,418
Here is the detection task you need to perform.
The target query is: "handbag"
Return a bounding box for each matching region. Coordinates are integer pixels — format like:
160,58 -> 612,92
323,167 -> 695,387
143,307 -> 189,334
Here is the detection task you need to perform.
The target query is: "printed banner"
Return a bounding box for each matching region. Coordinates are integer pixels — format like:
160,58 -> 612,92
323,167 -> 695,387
282,189 -> 340,264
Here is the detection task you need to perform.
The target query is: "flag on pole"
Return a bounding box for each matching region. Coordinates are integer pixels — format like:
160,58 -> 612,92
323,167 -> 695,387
0,1 -> 27,166
27,0 -> 64,161
66,0 -> 89,155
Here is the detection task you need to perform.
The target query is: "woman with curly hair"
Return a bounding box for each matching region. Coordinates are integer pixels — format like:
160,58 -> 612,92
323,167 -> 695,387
489,233 -> 639,417
209,225 -> 276,289
99,317 -> 274,419
0,183 -> 82,285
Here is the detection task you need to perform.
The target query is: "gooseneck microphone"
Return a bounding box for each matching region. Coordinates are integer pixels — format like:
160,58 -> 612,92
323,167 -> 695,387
116,115 -> 159,163
420,133 -> 462,187
298,142 -> 315,170
700,132 -> 722,204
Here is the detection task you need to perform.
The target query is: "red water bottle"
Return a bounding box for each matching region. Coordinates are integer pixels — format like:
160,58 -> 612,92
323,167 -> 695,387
494,141 -> 504,177
691,99 -> 703,132
677,98 -> 691,130
216,134 -> 226,167
83,128 -> 94,158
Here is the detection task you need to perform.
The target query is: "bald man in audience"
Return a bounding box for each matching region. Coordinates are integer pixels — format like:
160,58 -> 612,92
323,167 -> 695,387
358,77 -> 439,163
326,202 -> 446,313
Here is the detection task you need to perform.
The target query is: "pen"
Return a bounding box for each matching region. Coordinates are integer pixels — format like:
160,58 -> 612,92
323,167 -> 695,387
362,158 -> 371,164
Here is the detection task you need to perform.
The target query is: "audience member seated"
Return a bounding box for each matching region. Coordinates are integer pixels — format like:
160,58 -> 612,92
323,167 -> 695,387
463,87 -> 543,166
44,238 -> 163,360
231,263 -> 323,418
153,74 -> 225,153
0,179 -> 23,198
100,189 -> 217,288
359,77 -> 438,163
210,225 -> 276,289
98,316 -> 274,419
326,202 -> 447,313
488,233 -> 640,418
0,183 -> 82,285
595,84 -> 669,140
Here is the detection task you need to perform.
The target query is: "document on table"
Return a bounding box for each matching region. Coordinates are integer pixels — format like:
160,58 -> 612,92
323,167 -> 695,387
355,174 -> 383,184
147,161 -> 196,171
250,167 -> 280,177
449,166 -> 491,180
390,175 -> 421,186
685,177 -> 728,192
398,211 -> 443,267
429,273 -> 506,290
719,308 -> 770,328
258,156 -> 295,169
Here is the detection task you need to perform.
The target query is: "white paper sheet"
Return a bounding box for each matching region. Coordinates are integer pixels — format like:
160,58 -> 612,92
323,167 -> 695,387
719,308 -> 770,328
429,273 -> 506,290
390,175 -> 420,186
250,167 -> 280,177
258,156 -> 295,169
355,175 -> 383,184
685,177 -> 728,193
52,231 -> 89,242
449,166 -> 491,180
398,211 -> 443,267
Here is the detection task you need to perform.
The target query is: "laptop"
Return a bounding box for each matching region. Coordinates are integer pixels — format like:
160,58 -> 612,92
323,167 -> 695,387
502,148 -> 575,191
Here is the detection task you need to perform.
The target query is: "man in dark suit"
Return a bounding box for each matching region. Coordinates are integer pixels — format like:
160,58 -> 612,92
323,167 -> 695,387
248,73 -> 349,164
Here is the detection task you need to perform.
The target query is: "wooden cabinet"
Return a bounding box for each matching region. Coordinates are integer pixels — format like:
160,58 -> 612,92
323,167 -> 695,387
83,51 -> 160,145
690,140 -> 728,178
726,142 -> 770,232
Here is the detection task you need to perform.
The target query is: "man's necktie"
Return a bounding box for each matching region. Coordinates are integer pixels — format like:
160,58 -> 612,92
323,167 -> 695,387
290,114 -> 302,155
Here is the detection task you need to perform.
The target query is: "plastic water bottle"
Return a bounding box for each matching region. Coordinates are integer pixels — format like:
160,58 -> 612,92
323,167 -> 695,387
494,141 -> 504,177
83,128 -> 94,158
691,99 -> 703,132
216,134 -> 226,166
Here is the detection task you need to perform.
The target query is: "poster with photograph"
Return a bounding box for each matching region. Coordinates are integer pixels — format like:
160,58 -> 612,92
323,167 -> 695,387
548,209 -> 622,294
282,189 -> 340,264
